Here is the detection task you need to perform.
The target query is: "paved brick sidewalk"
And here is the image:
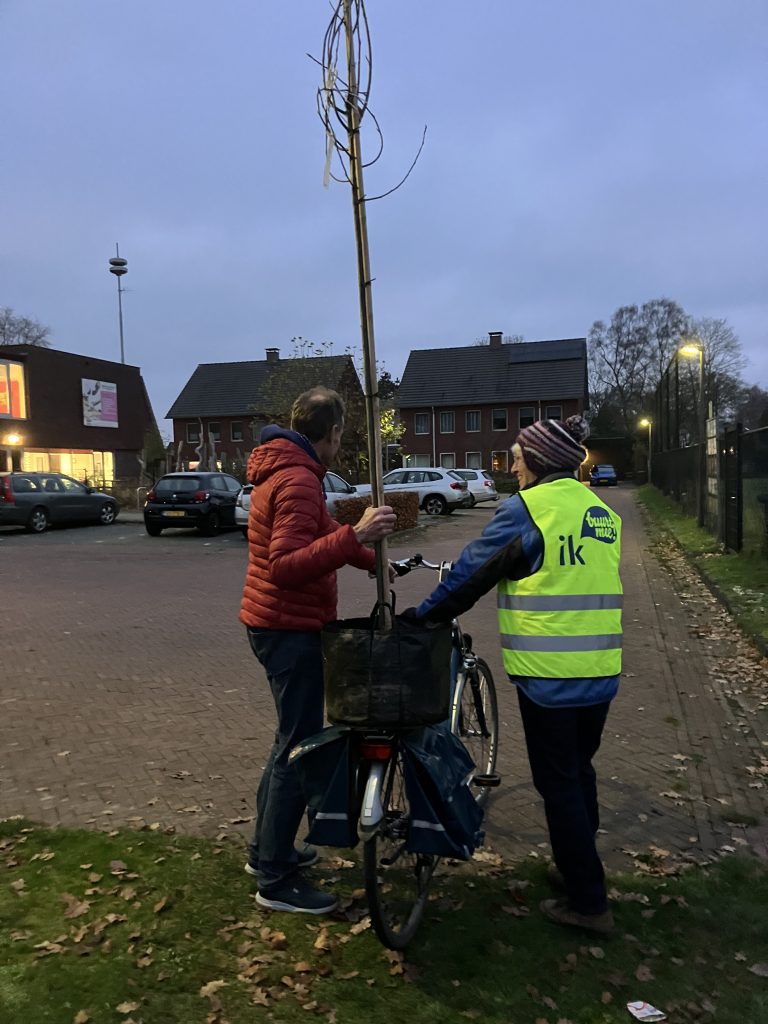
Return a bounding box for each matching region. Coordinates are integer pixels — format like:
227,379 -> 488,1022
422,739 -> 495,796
1,490 -> 765,871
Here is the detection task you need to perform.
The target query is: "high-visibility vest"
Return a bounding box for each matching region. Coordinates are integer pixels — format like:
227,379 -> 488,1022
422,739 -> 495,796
497,478 -> 623,679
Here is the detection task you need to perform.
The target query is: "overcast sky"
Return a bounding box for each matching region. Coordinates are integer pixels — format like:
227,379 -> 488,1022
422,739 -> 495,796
2,0 -> 766,435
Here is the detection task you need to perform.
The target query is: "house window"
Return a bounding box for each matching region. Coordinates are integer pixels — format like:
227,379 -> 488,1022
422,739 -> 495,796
208,422 -> 221,442
492,409 -> 507,431
465,451 -> 482,469
411,453 -> 430,467
414,413 -> 430,435
491,450 -> 508,473
439,411 -> 455,434
545,405 -> 562,420
519,406 -> 535,428
231,421 -> 244,442
465,410 -> 481,432
440,452 -> 456,469
186,422 -> 200,443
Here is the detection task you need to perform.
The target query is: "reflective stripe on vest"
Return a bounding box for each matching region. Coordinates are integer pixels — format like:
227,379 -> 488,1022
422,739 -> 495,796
497,478 -> 623,679
498,594 -> 624,612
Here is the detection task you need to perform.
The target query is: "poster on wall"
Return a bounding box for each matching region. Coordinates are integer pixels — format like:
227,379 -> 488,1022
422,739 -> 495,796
82,379 -> 118,428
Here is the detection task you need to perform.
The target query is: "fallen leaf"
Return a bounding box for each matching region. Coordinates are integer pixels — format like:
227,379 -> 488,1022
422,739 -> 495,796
748,963 -> 768,977
62,893 -> 91,919
589,946 -> 605,959
110,860 -> 128,874
73,1012 -> 91,1024
200,979 -> 227,998
635,964 -> 654,982
601,991 -> 613,1005
153,896 -> 168,914
115,1002 -> 140,1014
313,928 -> 333,951
10,879 -> 26,893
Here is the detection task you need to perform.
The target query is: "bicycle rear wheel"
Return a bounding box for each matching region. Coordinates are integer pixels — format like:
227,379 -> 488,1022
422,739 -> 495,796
362,747 -> 438,949
453,657 -> 499,805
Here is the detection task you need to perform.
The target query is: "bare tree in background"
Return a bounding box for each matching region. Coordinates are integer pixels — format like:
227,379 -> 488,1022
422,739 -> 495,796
690,316 -> 746,418
0,307 -> 51,347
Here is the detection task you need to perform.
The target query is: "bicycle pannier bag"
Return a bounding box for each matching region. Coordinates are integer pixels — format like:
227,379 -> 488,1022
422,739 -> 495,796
289,725 -> 360,848
322,605 -> 452,728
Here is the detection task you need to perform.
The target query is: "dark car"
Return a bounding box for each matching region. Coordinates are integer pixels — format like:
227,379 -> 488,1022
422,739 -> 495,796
0,471 -> 119,533
590,464 -> 618,487
143,471 -> 243,536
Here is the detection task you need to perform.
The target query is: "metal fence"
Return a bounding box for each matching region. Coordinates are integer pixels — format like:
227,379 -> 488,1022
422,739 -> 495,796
650,425 -> 768,555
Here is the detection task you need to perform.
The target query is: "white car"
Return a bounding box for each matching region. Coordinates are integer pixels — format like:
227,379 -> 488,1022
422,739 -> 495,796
451,469 -> 499,505
355,467 -> 471,516
235,472 -> 359,536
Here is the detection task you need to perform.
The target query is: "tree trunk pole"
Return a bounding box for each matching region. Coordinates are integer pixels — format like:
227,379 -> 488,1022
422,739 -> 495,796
342,0 -> 390,625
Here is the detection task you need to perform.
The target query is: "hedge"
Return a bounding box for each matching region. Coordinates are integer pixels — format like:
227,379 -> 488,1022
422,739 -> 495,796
332,490 -> 420,532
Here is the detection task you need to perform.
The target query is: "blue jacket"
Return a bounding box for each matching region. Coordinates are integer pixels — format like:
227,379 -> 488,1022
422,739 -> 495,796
415,475 -> 619,708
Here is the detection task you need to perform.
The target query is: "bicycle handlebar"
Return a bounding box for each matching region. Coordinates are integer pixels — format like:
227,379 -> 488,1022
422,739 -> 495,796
391,553 -> 443,576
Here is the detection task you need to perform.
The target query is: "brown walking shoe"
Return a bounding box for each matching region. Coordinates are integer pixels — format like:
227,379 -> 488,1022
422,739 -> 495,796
540,897 -> 614,936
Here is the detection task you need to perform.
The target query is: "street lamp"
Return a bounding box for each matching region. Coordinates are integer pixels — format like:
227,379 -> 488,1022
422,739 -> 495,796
108,243 -> 128,364
679,341 -> 706,525
678,342 -> 705,442
639,418 -> 652,483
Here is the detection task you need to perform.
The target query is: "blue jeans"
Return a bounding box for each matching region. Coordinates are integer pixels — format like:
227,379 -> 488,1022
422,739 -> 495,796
246,627 -> 325,889
516,688 -> 610,914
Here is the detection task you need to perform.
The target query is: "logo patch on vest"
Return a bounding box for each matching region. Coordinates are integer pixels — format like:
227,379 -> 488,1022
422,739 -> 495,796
580,506 -> 618,544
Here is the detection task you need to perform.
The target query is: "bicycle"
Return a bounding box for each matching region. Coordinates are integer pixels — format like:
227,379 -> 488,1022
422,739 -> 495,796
356,553 -> 500,949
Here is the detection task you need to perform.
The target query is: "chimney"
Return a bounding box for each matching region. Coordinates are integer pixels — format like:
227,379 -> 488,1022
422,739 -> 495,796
265,347 -> 280,364
488,331 -> 503,349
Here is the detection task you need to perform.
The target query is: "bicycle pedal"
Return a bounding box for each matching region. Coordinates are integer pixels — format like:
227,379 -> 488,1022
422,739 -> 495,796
472,772 -> 501,788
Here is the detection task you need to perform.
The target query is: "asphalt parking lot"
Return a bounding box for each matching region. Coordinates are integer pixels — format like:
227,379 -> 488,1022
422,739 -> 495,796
2,492 -> 765,870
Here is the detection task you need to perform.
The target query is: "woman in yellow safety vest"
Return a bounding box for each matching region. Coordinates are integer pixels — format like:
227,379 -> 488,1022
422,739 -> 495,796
412,415 -> 622,936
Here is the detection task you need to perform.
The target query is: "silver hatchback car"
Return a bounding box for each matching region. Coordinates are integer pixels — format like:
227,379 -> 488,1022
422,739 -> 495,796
235,471 -> 359,536
451,469 -> 499,506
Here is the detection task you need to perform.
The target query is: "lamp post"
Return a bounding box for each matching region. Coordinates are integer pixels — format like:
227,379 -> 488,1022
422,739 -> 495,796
679,342 -> 705,441
640,418 -> 652,484
679,342 -> 706,525
108,243 -> 128,364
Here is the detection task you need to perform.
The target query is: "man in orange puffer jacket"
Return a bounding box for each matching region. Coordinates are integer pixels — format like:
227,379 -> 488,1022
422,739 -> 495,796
240,386 -> 395,915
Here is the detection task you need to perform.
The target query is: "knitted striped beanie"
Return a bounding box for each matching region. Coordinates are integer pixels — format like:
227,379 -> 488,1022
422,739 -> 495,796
515,415 -> 590,475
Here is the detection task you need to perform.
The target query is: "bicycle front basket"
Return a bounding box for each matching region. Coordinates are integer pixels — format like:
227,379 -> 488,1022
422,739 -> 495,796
322,610 -> 452,728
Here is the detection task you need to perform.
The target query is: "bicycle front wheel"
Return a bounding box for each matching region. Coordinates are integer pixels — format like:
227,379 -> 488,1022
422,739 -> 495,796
453,657 -> 499,805
362,748 -> 438,950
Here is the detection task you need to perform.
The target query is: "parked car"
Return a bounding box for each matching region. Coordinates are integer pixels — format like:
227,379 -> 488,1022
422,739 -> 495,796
235,471 -> 358,537
143,471 -> 242,536
590,464 -> 618,487
451,469 -> 499,505
0,471 -> 119,534
355,468 -> 471,516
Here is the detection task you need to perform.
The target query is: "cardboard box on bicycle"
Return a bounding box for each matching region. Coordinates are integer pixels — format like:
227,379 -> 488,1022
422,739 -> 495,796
322,613 -> 452,728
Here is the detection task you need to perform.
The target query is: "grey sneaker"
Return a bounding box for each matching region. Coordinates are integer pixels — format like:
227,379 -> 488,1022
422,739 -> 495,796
244,844 -> 319,877
256,876 -> 338,916
540,897 -> 614,935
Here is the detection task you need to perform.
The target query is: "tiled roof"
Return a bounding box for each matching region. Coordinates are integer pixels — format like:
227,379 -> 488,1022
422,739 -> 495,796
166,355 -> 357,419
396,338 -> 587,408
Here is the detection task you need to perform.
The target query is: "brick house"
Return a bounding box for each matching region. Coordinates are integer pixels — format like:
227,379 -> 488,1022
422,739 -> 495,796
0,344 -> 158,483
396,333 -> 588,473
166,348 -> 365,472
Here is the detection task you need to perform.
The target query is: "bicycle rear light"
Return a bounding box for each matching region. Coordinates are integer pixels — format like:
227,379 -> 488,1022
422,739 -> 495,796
361,739 -> 393,760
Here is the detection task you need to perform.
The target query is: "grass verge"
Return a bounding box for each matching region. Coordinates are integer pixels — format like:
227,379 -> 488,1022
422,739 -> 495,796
2,818 -> 768,1024
636,485 -> 768,652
